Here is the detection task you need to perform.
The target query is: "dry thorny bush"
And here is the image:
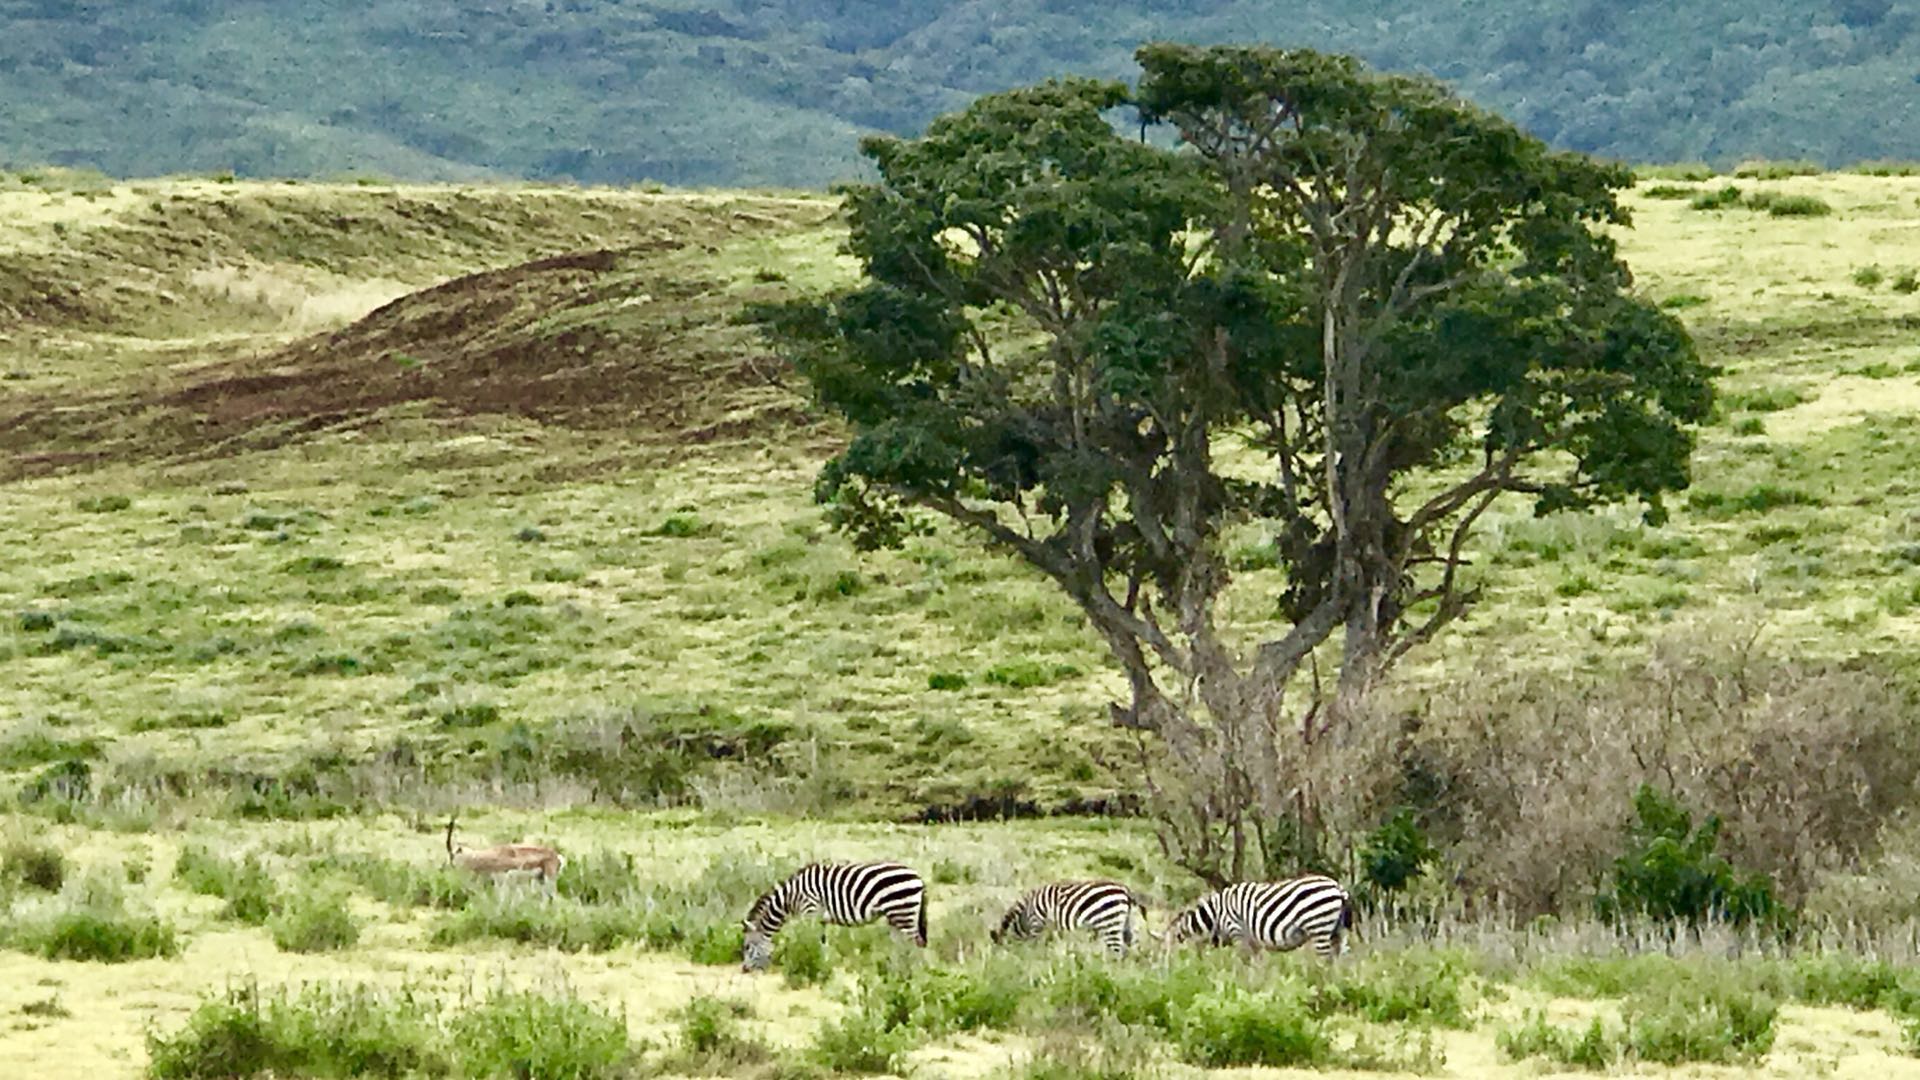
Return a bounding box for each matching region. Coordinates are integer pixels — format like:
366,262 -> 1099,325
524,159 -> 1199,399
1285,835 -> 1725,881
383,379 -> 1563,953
1306,625 -> 1920,920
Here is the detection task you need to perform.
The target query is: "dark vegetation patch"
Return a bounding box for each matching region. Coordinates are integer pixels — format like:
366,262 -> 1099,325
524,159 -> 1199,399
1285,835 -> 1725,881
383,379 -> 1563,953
0,195 -> 832,478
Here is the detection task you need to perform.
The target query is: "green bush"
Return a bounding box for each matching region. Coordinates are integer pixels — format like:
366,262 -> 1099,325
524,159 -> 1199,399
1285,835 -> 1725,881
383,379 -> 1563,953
450,990 -> 635,1080
270,890 -> 360,953
1640,184 -> 1696,200
1173,988 -> 1329,1068
18,905 -> 179,963
1688,185 -> 1744,210
668,996 -> 770,1074
1765,194 -> 1832,216
984,660 -> 1078,688
1893,269 -> 1919,293
1357,806 -> 1436,902
554,848 -> 641,905
810,1006 -> 912,1074
175,846 -> 278,925
1498,1013 -> 1615,1069
2,839 -> 67,892
1636,162 -> 1715,181
778,928 -> 832,987
1625,974 -> 1777,1064
147,983 -> 632,1080
1791,953 -> 1902,1011
1732,159 -> 1823,179
1722,385 -> 1804,413
1596,786 -> 1790,931
1855,265 -> 1886,289
1314,949 -> 1473,1027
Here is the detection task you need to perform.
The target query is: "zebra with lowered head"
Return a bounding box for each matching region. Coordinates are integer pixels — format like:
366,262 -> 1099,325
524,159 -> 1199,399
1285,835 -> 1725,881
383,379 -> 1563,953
1167,874 -> 1354,957
741,861 -> 927,972
992,879 -> 1147,957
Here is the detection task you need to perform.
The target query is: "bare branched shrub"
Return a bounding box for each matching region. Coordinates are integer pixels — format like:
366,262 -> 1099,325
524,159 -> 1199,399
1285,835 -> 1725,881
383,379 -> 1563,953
1315,626 -> 1920,917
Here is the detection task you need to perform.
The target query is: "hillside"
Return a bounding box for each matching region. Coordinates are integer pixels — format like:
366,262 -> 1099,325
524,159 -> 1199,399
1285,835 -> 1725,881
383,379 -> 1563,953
4,1 -> 1920,186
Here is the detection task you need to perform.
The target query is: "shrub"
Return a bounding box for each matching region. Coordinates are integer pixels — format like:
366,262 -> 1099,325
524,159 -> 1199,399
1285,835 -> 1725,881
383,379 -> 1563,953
810,1006 -> 912,1074
669,996 -> 770,1073
175,847 -> 277,924
1688,185 -> 1744,210
147,983 -> 629,1080
2,839 -> 66,892
1640,184 -> 1695,200
1731,417 -> 1766,436
1856,265 -> 1886,289
650,515 -> 709,538
270,890 -> 360,953
76,495 -> 132,513
17,905 -> 179,962
1660,293 -> 1708,308
1733,159 -> 1823,179
1498,1013 -> 1615,1069
1766,194 -> 1832,217
449,990 -> 635,1080
1852,160 -> 1920,176
985,660 -> 1078,689
1315,949 -> 1473,1027
1791,953 -> 1902,1011
1173,988 -> 1329,1068
1636,162 -> 1714,181
555,848 -> 641,905
1596,785 -> 1790,932
778,928 -> 832,987
1893,269 -> 1919,293
1357,806 -> 1436,903
926,672 -> 967,691
1722,385 -> 1804,412
1624,974 -> 1777,1064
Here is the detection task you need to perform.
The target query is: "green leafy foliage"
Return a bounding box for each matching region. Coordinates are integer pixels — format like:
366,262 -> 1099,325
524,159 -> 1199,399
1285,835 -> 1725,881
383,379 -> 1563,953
1596,786 -> 1790,932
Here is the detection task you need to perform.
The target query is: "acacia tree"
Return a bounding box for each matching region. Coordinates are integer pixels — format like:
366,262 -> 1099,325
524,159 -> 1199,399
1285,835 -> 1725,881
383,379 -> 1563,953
759,46 -> 1712,885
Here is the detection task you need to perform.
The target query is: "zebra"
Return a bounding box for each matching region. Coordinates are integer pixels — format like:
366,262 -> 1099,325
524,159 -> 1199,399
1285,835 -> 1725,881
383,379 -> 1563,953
740,861 -> 927,972
1166,874 -> 1354,958
992,879 -> 1148,957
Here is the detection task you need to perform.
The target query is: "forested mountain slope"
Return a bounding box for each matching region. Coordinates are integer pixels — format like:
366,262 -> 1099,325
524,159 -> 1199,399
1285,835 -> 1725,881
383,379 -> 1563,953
2,0 -> 1917,187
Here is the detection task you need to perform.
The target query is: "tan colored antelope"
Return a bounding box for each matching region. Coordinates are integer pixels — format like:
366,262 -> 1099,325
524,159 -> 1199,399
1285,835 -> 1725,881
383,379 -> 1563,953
445,816 -> 565,892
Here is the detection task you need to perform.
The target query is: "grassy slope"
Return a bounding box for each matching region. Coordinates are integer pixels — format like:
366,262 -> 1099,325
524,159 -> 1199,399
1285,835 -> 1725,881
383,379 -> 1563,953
3,174 -> 1920,1075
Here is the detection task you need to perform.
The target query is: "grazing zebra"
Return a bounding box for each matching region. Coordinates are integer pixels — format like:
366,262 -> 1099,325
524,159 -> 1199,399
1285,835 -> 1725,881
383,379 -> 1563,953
1167,874 -> 1354,958
992,879 -> 1147,956
740,861 -> 927,972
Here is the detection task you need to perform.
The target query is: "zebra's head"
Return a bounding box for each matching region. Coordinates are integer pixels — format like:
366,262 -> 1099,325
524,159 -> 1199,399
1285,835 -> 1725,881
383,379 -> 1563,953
741,890 -> 778,972
741,924 -> 774,972
1166,896 -> 1219,945
989,898 -> 1039,944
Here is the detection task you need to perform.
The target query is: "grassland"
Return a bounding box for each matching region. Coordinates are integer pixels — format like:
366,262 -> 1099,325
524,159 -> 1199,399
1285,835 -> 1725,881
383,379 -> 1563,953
4,169 -> 1920,1077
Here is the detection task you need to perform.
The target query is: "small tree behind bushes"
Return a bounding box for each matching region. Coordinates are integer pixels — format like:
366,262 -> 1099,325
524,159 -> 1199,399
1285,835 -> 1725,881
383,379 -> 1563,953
1597,786 -> 1788,933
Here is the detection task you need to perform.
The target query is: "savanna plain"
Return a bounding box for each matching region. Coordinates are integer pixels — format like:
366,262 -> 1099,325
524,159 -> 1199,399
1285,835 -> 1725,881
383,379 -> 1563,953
6,165 -> 1920,1078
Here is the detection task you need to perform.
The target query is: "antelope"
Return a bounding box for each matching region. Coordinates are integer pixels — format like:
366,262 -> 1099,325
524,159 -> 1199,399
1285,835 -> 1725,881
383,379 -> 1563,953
445,815 -> 566,893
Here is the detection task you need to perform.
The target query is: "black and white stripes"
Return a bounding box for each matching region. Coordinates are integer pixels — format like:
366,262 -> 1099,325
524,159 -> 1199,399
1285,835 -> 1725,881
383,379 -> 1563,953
1167,874 -> 1354,957
739,861 -> 1355,972
992,879 -> 1145,956
740,861 -> 927,971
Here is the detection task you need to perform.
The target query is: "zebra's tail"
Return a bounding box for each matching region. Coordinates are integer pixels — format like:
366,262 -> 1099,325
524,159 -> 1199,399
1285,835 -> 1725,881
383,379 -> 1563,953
1338,893 -> 1360,950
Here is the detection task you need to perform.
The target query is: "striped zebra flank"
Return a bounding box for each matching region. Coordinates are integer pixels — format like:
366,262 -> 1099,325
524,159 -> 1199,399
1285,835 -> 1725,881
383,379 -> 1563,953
741,861 -> 927,972
1168,874 -> 1354,958
991,879 -> 1147,957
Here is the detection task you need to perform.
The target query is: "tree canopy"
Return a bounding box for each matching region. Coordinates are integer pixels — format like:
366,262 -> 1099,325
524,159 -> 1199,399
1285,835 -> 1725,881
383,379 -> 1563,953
761,43 -> 1713,884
